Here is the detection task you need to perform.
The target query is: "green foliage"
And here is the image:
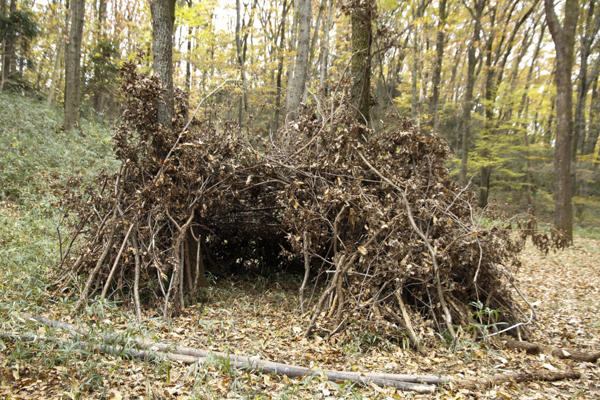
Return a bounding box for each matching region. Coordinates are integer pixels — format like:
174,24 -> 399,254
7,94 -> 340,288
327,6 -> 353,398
0,91 -> 116,322
0,91 -> 117,204
0,9 -> 38,43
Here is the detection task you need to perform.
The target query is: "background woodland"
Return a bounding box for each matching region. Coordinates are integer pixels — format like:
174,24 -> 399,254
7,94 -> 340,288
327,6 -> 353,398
2,0 -> 600,235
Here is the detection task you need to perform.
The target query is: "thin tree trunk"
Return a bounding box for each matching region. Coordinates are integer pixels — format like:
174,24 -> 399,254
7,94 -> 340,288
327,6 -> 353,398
459,0 -> 485,186
428,0 -> 446,134
544,0 -> 578,242
46,36 -> 66,106
573,0 -> 600,157
519,24 -> 545,207
273,0 -> 289,134
350,1 -> 373,124
64,0 -> 86,132
1,0 -> 16,87
287,0 -> 311,116
285,0 -> 299,111
93,0 -> 107,113
307,0 -> 326,79
150,0 -> 176,156
318,0 -> 333,97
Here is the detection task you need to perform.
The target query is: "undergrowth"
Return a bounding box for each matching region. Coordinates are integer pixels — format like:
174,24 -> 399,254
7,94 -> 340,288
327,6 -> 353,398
0,90 -> 116,326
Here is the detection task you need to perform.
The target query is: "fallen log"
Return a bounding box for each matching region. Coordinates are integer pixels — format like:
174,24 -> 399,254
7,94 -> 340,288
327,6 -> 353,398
20,313 -> 443,387
504,339 -> 600,363
453,369 -> 581,390
10,315 -> 584,393
0,331 -> 436,393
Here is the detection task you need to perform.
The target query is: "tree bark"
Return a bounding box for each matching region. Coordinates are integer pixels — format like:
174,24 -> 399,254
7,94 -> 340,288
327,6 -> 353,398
287,0 -> 311,117
1,0 -> 15,86
459,0 -> 486,186
285,0 -> 299,111
544,0 -> 578,242
573,0 -> 600,157
151,0 -> 176,132
64,0 -> 86,132
273,0 -> 289,133
93,0 -> 107,113
428,0 -> 446,134
350,1 -> 373,125
318,0 -> 333,98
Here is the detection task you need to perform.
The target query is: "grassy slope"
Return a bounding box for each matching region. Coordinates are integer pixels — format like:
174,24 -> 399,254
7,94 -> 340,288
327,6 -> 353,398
0,91 -> 117,322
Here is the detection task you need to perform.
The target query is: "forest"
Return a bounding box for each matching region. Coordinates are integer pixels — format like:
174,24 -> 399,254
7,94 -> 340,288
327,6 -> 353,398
2,0 -> 599,234
0,0 -> 599,398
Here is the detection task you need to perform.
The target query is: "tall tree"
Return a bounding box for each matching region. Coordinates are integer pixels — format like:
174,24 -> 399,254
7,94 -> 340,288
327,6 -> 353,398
318,0 -> 334,97
544,0 -> 578,241
1,0 -> 15,86
459,0 -> 486,186
428,0 -> 446,134
286,0 -> 310,116
573,0 -> 600,156
350,0 -> 373,124
150,0 -> 175,135
64,0 -> 85,131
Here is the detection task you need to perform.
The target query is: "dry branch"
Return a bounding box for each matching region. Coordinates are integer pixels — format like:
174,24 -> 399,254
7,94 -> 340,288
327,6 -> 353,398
12,314 -> 585,393
453,369 -> 581,390
504,340 -> 600,363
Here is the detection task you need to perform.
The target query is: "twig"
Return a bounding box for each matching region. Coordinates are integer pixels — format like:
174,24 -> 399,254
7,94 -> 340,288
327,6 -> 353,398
299,232 -> 311,313
70,210 -> 118,316
101,223 -> 135,299
394,291 -> 426,355
154,80 -> 241,182
131,233 -> 142,322
304,225 -> 387,339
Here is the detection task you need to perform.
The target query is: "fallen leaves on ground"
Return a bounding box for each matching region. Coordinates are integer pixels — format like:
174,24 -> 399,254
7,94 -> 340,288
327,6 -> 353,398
1,238 -> 599,399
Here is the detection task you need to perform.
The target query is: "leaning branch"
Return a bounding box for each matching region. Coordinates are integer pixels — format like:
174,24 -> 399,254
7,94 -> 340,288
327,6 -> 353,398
357,150 -> 456,338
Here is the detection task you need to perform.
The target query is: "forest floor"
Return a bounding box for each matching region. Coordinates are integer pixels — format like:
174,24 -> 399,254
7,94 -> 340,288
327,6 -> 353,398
1,235 -> 599,399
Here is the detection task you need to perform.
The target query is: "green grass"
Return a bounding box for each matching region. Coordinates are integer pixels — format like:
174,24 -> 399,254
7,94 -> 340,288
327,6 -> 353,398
0,91 -> 117,321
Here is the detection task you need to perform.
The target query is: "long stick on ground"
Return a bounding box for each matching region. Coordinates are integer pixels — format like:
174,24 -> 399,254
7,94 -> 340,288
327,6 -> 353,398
1,330 -> 582,393
1,331 -> 436,393
14,315 -> 584,391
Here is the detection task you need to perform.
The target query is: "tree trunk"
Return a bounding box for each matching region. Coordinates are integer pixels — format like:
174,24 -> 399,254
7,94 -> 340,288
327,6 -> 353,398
318,0 -> 334,98
459,0 -> 485,186
428,0 -> 446,134
285,0 -> 299,111
150,0 -> 176,140
411,9 -> 418,122
350,2 -> 373,125
273,0 -> 289,134
307,0 -> 326,80
573,0 -> 600,157
1,0 -> 15,87
479,17 -> 495,208
519,24 -> 545,207
287,0 -> 311,116
46,31 -> 66,107
92,0 -> 107,113
544,0 -> 578,242
583,77 -> 600,160
64,0 -> 86,132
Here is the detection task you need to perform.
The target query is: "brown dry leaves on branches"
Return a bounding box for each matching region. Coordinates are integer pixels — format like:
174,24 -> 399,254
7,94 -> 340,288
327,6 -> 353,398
56,62 -> 565,346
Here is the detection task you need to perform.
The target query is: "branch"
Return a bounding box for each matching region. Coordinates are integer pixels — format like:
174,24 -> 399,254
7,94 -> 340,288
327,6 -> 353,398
357,150 -> 456,338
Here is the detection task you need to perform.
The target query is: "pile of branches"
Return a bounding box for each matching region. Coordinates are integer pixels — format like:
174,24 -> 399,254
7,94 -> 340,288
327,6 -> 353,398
57,62 -> 564,345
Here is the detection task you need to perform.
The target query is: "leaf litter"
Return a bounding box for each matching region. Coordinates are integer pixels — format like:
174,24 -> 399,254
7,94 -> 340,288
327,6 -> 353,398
1,238 -> 599,399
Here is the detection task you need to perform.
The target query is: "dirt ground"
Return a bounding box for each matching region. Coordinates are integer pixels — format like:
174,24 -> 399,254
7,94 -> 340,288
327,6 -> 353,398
1,238 -> 599,399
